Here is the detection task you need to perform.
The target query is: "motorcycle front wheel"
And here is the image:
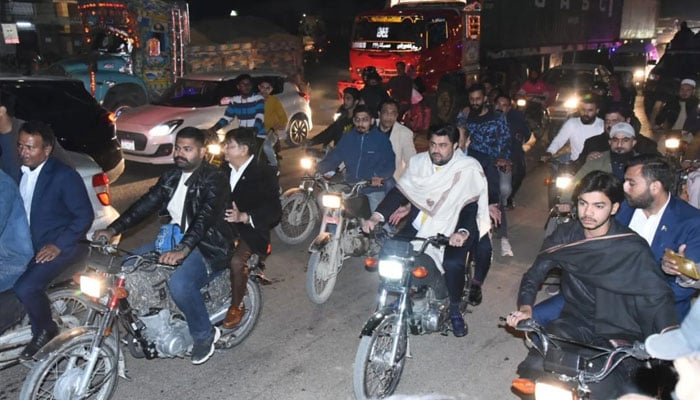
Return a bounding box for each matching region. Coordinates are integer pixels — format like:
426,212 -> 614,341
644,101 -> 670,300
221,279 -> 263,348
353,313 -> 408,400
306,249 -> 339,304
50,288 -> 94,329
274,193 -> 319,245
20,333 -> 119,400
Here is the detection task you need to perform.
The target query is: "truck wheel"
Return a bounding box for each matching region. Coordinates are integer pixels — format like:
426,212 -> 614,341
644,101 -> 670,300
103,85 -> 148,114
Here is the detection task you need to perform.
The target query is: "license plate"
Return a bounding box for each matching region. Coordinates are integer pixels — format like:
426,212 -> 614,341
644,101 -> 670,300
120,139 -> 135,151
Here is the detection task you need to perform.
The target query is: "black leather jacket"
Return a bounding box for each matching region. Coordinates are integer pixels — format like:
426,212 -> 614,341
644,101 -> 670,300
109,162 -> 234,271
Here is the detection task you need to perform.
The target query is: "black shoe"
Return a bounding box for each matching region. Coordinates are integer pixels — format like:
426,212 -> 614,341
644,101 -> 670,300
468,284 -> 483,306
191,327 -> 221,365
450,310 -> 467,337
20,328 -> 58,360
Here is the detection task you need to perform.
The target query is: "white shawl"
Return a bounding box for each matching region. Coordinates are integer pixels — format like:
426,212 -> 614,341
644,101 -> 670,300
397,150 -> 490,272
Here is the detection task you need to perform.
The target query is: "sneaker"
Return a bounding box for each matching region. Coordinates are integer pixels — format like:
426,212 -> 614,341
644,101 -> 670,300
501,237 -> 514,257
468,284 -> 483,306
191,327 -> 221,365
450,310 -> 467,337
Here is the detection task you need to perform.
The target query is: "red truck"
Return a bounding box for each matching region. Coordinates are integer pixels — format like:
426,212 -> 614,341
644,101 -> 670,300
340,0 -> 629,123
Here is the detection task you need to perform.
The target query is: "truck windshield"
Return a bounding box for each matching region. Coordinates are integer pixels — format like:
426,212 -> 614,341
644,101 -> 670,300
153,79 -> 222,107
352,17 -> 424,52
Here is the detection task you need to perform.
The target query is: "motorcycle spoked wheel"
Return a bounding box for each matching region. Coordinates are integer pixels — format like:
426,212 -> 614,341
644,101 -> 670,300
305,249 -> 339,304
353,313 -> 408,400
219,279 -> 263,349
49,288 -> 93,329
274,193 -> 319,245
20,333 -> 119,400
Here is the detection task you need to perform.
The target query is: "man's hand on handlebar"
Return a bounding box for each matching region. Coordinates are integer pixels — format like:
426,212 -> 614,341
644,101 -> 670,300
506,305 -> 533,328
362,212 -> 383,234
370,176 -> 384,187
449,231 -> 469,247
540,152 -> 552,163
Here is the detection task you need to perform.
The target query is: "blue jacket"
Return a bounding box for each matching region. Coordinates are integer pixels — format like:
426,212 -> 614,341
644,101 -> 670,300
317,127 -> 395,184
616,196 -> 700,319
27,157 -> 93,253
0,169 -> 33,283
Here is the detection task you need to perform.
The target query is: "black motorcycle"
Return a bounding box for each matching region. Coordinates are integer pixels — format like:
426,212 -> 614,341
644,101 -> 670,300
353,234 -> 474,399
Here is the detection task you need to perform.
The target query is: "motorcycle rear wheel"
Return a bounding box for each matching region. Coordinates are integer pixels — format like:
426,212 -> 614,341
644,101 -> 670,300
20,333 -> 119,400
274,193 -> 319,245
306,250 -> 338,304
353,313 -> 408,400
220,279 -> 263,348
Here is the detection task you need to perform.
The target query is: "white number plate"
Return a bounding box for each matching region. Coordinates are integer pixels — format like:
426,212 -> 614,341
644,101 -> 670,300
120,139 -> 135,151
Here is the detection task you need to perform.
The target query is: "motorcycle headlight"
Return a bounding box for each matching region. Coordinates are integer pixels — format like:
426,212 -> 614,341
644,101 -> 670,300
665,138 -> 681,150
563,96 -> 579,109
378,259 -> 404,280
300,157 -> 314,170
516,98 -> 527,107
555,174 -> 574,189
207,143 -> 221,155
322,193 -> 342,209
80,274 -> 105,298
535,381 -> 575,400
148,120 -> 183,137
633,69 -> 645,79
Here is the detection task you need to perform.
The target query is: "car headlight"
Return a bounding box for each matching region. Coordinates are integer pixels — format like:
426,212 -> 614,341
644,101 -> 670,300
633,69 -> 645,79
149,120 -> 183,137
378,259 -> 404,280
563,96 -> 579,109
300,157 -> 314,170
322,193 -> 342,209
516,98 -> 527,107
535,381 -> 574,400
555,174 -> 574,189
80,274 -> 105,298
665,138 -> 681,150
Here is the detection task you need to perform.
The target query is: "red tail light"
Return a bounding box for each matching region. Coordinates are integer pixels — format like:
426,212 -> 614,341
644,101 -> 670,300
92,173 -> 111,206
107,112 -> 117,123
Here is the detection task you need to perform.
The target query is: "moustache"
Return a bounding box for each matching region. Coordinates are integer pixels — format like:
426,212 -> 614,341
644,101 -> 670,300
174,157 -> 187,163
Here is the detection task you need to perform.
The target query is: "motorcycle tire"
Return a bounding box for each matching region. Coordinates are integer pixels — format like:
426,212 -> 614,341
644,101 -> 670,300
274,193 -> 319,245
49,288 -> 94,329
306,250 -> 338,304
20,333 -> 119,400
220,279 -> 263,349
353,313 -> 408,400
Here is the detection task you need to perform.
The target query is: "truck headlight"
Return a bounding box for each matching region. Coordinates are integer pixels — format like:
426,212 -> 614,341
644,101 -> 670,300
563,96 -> 579,109
300,157 -> 314,170
378,259 -> 404,280
80,274 -> 105,298
149,120 -> 183,137
665,138 -> 681,150
322,194 -> 342,209
555,174 -> 574,189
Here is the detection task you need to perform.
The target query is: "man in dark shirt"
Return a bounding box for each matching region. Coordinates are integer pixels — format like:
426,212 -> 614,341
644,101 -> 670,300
507,170 -> 678,399
386,61 -> 414,118
494,94 -> 532,209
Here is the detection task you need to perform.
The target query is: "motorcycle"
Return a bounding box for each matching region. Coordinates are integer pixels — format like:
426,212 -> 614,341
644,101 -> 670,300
353,234 -> 474,400
516,94 -> 551,144
509,318 -> 652,400
544,160 -> 576,237
20,241 -> 269,400
306,180 -> 378,304
274,148 -> 328,244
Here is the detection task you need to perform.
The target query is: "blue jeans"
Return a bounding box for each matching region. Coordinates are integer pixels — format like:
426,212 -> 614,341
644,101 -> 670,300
532,293 -> 565,326
132,243 -> 216,343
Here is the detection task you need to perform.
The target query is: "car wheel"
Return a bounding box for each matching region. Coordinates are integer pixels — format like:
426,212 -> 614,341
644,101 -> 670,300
288,114 -> 309,146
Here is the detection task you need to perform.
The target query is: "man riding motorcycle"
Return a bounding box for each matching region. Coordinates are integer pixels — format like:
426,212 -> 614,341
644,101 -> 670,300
94,127 -> 234,365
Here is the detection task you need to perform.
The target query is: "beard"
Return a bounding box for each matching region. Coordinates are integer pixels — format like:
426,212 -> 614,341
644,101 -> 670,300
625,190 -> 654,209
470,103 -> 484,115
430,152 -> 452,166
580,114 -> 596,125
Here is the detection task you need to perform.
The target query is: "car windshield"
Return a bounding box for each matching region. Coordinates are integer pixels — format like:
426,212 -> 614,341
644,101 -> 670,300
153,79 -> 227,107
611,53 -> 647,67
543,68 -> 595,89
352,16 -> 424,51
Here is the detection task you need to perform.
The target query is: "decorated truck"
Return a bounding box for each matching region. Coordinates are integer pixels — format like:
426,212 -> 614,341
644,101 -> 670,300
340,0 -> 628,123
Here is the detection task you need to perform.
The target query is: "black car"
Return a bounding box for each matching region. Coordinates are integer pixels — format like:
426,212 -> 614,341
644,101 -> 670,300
0,75 -> 124,182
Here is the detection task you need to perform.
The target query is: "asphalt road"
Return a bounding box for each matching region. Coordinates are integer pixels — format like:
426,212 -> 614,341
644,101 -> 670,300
0,65 -> 661,400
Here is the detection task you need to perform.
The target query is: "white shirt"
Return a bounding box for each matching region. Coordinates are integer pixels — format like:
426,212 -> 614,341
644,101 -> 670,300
546,117 -> 604,161
228,155 -> 254,191
167,171 -> 192,230
671,101 -> 688,130
19,160 -> 47,224
628,195 -> 671,246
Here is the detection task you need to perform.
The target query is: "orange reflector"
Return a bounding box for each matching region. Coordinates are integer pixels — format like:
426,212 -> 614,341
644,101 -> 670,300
92,173 -> 111,206
365,257 -> 378,269
107,112 -> 117,123
412,266 -> 428,278
512,378 -> 536,395
544,177 -> 553,186
114,287 -> 129,299
266,243 -> 272,255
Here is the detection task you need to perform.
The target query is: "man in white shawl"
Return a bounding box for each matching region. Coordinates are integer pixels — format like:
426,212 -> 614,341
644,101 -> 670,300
363,125 -> 489,337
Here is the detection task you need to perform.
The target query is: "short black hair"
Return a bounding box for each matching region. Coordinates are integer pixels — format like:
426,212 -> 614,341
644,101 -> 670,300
236,74 -> 253,84
20,120 -> 56,148
0,89 -> 17,117
224,127 -> 257,156
580,92 -> 600,108
379,98 -> 400,112
626,154 -> 675,193
176,126 -> 206,147
353,104 -> 372,118
574,170 -> 624,205
430,124 -> 460,144
467,83 -> 487,97
602,102 -> 632,119
343,87 -> 361,101
494,93 -> 511,103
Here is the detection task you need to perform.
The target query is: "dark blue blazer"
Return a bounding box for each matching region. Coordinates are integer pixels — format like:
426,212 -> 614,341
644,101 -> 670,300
616,196 -> 700,266
27,157 -> 93,253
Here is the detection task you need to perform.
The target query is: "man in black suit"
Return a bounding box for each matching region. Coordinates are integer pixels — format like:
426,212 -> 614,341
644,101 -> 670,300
221,128 -> 281,328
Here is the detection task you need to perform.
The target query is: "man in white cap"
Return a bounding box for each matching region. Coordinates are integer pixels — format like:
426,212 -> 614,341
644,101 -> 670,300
651,78 -> 699,133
